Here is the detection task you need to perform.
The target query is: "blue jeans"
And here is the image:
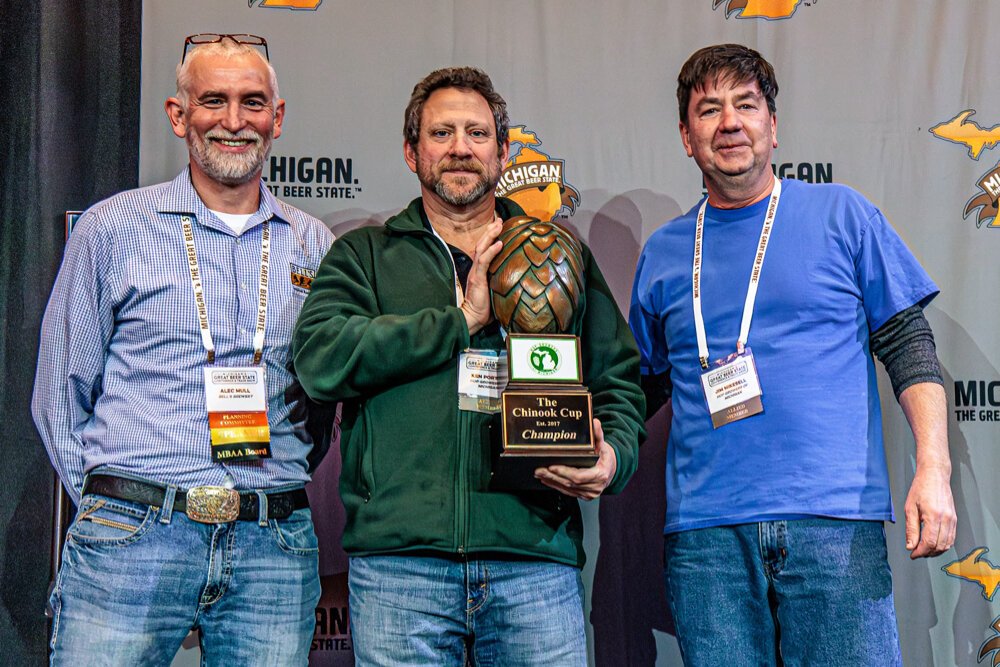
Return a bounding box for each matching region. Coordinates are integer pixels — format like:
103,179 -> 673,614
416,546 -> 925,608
49,483 -> 320,666
348,555 -> 587,666
664,519 -> 901,667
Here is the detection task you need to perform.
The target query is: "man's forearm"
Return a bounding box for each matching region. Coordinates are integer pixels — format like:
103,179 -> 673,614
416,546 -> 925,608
898,381 -> 956,557
899,382 -> 951,474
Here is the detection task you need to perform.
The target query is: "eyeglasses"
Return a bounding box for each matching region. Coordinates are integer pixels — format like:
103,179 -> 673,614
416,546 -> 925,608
181,34 -> 269,64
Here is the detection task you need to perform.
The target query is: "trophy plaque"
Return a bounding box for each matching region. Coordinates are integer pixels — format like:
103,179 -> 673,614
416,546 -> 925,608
488,216 -> 596,490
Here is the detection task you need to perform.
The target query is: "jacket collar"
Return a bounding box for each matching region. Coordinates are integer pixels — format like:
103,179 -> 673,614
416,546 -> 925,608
385,197 -> 526,234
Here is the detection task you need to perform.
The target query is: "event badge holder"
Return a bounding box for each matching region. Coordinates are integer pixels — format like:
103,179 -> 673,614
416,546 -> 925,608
693,178 -> 781,428
459,349 -> 508,414
183,216 -> 272,462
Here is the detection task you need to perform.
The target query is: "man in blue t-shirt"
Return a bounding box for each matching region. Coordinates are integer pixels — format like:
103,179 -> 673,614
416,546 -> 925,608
629,43 -> 956,666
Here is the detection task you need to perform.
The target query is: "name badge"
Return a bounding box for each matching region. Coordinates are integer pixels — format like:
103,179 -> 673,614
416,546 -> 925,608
458,350 -> 508,414
699,347 -> 764,428
203,366 -> 272,462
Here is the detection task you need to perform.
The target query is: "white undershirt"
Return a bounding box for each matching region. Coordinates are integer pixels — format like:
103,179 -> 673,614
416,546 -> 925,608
209,209 -> 253,234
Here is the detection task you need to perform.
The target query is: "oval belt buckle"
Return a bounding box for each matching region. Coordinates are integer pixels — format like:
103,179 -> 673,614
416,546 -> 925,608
186,486 -> 240,523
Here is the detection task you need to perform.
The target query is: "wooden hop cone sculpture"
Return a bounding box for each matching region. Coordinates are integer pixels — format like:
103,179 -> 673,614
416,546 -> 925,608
489,216 -> 585,334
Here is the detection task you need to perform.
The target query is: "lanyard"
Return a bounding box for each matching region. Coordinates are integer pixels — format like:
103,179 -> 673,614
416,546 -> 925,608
428,222 -> 467,307
427,214 -> 503,338
181,216 -> 270,365
692,177 -> 781,369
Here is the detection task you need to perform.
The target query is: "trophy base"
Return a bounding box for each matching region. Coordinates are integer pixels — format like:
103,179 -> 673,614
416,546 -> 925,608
491,385 -> 595,491
490,450 -> 599,491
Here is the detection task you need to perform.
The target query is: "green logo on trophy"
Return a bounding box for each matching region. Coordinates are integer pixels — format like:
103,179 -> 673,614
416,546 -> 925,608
488,216 -> 596,489
529,344 -> 560,374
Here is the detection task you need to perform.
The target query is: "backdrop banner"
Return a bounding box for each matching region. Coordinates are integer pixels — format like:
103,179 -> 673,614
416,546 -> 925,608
140,2 -> 1000,665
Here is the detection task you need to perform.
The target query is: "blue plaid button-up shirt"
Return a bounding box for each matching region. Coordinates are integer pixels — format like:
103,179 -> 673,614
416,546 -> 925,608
33,168 -> 334,503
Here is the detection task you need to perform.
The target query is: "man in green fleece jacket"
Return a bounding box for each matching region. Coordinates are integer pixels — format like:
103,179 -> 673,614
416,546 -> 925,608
293,66 -> 645,666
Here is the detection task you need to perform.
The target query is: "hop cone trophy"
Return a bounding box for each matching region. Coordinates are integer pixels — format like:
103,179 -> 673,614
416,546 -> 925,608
489,216 -> 584,334
487,216 -> 596,489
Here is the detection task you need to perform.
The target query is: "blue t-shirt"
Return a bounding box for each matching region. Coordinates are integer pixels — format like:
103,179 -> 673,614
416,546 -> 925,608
629,179 -> 938,534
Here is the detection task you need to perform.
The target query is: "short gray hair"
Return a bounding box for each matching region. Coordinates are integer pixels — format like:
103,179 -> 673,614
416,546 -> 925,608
175,38 -> 279,105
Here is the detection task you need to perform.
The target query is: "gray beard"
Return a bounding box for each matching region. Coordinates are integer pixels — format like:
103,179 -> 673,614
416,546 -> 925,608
187,130 -> 270,186
433,174 -> 492,206
420,155 -> 503,207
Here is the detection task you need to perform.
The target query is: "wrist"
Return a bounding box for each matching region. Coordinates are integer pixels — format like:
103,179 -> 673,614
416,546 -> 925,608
461,302 -> 482,336
915,460 -> 952,478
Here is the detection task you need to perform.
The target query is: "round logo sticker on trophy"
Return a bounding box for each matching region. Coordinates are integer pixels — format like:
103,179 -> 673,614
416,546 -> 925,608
487,216 -> 596,490
529,344 -> 560,374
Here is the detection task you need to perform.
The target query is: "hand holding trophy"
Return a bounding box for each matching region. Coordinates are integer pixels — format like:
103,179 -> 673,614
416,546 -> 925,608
488,216 -> 597,489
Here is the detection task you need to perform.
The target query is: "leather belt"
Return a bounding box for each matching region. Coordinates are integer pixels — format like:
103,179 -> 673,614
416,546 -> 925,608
83,474 -> 309,523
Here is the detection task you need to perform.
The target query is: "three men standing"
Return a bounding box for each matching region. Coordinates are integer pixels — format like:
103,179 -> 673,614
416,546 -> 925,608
630,44 -> 956,665
33,35 -> 332,664
32,33 -> 959,667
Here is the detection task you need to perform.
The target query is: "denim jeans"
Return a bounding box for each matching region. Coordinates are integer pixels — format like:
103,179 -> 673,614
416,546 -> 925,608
664,519 -> 901,667
49,483 -> 321,666
348,554 -> 587,666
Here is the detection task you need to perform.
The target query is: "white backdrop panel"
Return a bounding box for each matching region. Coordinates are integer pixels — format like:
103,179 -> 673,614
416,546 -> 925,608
141,2 -> 1000,665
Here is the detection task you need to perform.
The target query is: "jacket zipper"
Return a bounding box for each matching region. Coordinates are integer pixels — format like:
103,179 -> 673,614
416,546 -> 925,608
424,229 -> 471,556
456,415 -> 469,555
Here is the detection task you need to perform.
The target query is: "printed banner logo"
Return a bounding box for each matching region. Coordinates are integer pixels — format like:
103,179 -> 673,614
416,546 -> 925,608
498,126 -> 580,221
771,161 -> 832,182
941,547 -> 1000,667
311,573 -> 352,661
930,110 -> 1000,228
981,617 -> 1000,667
698,161 -> 832,198
943,547 -> 1000,600
713,0 -> 816,20
953,379 -> 1000,423
249,0 -> 323,9
930,110 -> 1000,160
966,167 -> 1000,227
263,155 -> 362,201
943,547 -> 1000,665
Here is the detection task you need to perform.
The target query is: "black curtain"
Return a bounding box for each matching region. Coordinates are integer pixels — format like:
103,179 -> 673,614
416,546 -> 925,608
0,1 -> 141,663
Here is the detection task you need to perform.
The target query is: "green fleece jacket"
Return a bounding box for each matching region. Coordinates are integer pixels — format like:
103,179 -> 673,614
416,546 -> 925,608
292,198 -> 645,568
